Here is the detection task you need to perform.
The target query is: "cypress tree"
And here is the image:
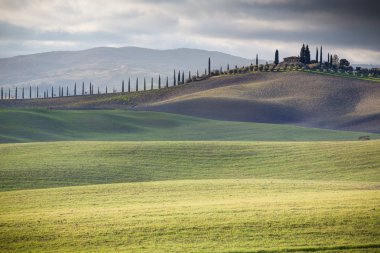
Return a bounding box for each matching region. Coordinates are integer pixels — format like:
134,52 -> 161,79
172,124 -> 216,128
256,54 -> 258,66
327,53 -> 330,64
58,86 -> 61,97
320,46 -> 323,64
144,78 -> 146,91
15,87 -> 17,99
106,86 -> 108,94
136,78 -> 139,92
330,55 -> 333,66
166,76 -> 168,88
274,49 -> 279,65
8,88 -> 10,99
37,86 -> 39,98
174,70 -> 176,86
89,82 -> 92,95
98,87 -> 100,94
227,64 -> 230,71
316,47 -> 319,63
30,86 -> 32,99
1,87 -> 3,100
182,72 -> 185,84
305,45 -> 310,64
151,77 -> 153,90
208,57 -> 211,76
82,82 -> 84,95
51,86 -> 53,97
188,71 -> 191,82
178,71 -> 181,84
300,44 -> 305,63
22,87 -> 24,99
74,83 -> 77,96
158,75 -> 161,89
67,86 -> 69,96
122,80 -> 125,93
128,78 -> 131,92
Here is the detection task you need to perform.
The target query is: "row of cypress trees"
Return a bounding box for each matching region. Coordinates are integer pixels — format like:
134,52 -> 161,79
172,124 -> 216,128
1,56 -> 268,101
0,59 -> 213,100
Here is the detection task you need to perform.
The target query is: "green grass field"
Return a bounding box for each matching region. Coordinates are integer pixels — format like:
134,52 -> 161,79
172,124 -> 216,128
1,108 -> 380,252
1,140 -> 380,252
1,109 -> 379,143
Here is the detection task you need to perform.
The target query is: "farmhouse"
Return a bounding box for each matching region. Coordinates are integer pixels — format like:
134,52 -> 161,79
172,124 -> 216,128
283,56 -> 300,63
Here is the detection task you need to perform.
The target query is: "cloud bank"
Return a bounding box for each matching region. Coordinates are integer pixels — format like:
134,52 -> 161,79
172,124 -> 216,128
0,0 -> 379,63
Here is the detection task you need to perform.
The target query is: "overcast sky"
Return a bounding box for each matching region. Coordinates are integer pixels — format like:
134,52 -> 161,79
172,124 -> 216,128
0,0 -> 379,64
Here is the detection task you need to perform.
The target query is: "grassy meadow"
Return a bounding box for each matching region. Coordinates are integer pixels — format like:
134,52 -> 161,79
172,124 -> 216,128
0,109 -> 379,143
1,108 -> 380,252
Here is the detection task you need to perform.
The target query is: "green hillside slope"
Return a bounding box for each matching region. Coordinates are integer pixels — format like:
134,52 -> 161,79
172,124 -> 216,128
1,140 -> 380,191
0,109 -> 378,143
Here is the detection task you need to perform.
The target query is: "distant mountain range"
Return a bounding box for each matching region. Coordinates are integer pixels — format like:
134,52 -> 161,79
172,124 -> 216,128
0,47 -> 261,91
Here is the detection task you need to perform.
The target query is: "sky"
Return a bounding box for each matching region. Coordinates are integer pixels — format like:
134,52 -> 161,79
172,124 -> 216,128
0,0 -> 379,64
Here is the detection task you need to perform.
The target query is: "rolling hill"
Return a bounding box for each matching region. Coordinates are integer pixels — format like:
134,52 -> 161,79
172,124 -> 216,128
2,71 -> 380,133
1,141 -> 380,252
0,47 -> 254,90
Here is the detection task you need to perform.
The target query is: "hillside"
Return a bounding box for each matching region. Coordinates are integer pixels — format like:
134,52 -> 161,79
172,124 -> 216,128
1,141 -> 379,252
0,47 -> 253,90
1,109 -> 378,143
2,71 -> 380,133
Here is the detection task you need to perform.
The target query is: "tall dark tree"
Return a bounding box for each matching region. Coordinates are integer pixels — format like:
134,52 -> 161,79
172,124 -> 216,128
90,82 -> 92,95
208,57 -> 211,76
136,78 -> 139,92
327,53 -> 330,64
30,86 -> 32,99
106,86 -> 108,94
67,86 -> 69,96
274,49 -> 279,65
158,75 -> 161,89
82,82 -> 84,95
300,44 -> 305,63
305,45 -> 311,64
320,46 -> 323,64
330,55 -> 333,66
8,88 -> 10,99
227,64 -> 230,71
22,87 -> 24,99
316,47 -> 319,63
178,71 -> 181,84
151,77 -> 153,90
173,70 -> 176,86
182,72 -> 185,84
166,76 -> 169,88
51,86 -> 53,98
36,86 -> 39,98
1,87 -> 3,100
144,78 -> 146,91
122,80 -> 125,93
74,83 -> 77,96
128,78 -> 131,92
188,71 -> 191,82
256,54 -> 258,66
15,87 -> 17,99
98,87 -> 100,94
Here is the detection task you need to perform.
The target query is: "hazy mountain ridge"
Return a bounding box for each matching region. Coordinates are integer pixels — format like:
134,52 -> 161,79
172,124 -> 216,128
0,47 -> 258,90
